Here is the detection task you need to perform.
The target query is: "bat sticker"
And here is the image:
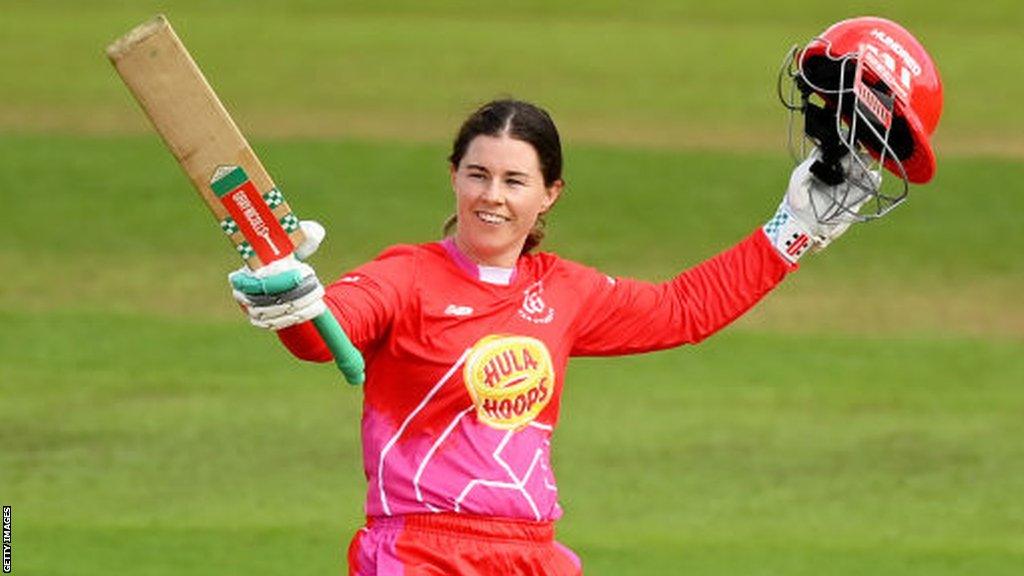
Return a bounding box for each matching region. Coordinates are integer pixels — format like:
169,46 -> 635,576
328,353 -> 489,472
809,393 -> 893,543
210,165 -> 294,264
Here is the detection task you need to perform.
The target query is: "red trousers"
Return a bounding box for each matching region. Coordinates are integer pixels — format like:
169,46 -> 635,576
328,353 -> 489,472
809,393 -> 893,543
348,514 -> 582,575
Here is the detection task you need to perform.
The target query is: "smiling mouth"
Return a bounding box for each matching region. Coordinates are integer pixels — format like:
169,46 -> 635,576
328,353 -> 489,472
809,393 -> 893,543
475,211 -> 510,225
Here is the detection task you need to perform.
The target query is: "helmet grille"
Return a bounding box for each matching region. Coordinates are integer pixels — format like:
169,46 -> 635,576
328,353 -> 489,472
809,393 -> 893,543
799,55 -> 915,161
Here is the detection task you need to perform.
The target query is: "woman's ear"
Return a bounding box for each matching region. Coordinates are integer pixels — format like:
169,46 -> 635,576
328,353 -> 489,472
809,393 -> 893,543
541,179 -> 564,213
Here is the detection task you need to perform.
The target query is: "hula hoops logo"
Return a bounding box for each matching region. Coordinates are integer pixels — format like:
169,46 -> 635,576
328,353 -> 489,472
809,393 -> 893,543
463,335 -> 555,430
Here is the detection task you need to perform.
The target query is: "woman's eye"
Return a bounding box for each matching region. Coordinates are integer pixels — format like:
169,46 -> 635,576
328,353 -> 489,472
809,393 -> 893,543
507,179 -> 524,187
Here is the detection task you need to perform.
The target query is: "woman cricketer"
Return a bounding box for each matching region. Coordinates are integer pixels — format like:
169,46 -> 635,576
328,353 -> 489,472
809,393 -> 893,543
230,37 -> 942,572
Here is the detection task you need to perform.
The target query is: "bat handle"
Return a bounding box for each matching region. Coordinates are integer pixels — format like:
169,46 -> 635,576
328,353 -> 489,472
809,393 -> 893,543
311,311 -> 366,385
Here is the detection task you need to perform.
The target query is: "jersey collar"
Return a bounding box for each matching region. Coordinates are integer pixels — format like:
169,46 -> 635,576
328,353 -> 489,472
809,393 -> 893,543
440,237 -> 516,286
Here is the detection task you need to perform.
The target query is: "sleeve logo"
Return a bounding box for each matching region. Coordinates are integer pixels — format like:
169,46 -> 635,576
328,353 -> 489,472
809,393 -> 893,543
463,335 -> 555,430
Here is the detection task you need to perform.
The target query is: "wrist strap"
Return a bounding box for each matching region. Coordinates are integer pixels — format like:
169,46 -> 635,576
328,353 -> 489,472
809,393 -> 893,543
763,202 -> 814,264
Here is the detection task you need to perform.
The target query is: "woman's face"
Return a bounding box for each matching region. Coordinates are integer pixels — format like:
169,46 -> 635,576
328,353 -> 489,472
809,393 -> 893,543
451,134 -> 562,267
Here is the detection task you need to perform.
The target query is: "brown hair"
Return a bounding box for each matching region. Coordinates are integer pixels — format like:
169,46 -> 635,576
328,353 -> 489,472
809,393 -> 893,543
444,99 -> 563,255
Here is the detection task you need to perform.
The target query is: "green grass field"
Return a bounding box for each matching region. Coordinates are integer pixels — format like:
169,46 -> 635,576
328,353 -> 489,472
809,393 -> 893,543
1,1 -> 1022,574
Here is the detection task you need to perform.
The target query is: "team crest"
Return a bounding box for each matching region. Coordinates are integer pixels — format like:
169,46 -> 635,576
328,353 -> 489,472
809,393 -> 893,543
518,281 -> 555,324
463,335 -> 555,430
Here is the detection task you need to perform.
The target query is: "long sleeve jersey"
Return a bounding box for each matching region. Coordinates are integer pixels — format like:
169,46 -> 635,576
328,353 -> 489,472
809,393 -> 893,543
278,228 -> 795,522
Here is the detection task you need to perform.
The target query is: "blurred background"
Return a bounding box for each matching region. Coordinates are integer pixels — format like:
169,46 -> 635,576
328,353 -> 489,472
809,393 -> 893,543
1,1 -> 1021,574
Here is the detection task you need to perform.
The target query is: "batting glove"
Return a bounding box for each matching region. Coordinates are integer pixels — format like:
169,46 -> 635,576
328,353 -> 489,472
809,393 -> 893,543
763,149 -> 880,264
229,220 -> 330,330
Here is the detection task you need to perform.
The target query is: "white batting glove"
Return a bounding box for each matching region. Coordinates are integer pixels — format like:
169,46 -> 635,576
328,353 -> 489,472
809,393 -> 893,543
763,149 -> 880,264
229,220 -> 330,330
294,220 -> 325,261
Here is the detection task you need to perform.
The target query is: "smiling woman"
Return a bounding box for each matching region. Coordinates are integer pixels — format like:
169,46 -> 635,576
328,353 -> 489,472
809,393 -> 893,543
228,91 -> 911,575
445,100 -> 565,267
449,134 -> 561,267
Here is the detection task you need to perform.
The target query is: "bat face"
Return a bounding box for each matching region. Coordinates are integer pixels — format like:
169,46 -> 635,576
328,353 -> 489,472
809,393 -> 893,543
106,15 -> 304,270
108,15 -> 368,386
211,165 -> 297,266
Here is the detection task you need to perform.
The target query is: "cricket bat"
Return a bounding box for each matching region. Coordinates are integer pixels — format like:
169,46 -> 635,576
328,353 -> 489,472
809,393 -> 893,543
106,15 -> 364,385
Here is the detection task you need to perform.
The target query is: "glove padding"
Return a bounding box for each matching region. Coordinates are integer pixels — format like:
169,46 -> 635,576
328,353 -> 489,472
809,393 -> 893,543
293,219 -> 325,261
764,149 -> 880,263
229,220 -> 329,331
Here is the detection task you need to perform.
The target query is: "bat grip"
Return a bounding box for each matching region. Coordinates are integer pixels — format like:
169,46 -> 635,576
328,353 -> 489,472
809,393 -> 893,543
311,311 -> 366,385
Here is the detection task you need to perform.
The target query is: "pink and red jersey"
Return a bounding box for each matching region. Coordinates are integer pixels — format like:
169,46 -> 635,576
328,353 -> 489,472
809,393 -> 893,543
278,229 -> 794,522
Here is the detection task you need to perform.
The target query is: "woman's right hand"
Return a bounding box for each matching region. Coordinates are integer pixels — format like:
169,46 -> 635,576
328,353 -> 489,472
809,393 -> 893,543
228,220 -> 329,331
230,257 -> 328,331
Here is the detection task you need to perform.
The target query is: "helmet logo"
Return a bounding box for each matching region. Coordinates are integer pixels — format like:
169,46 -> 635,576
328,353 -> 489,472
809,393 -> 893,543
868,29 -> 922,76
863,29 -> 922,101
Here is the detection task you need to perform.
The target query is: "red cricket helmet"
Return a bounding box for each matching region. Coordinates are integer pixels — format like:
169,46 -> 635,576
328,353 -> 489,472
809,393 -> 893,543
795,17 -> 943,184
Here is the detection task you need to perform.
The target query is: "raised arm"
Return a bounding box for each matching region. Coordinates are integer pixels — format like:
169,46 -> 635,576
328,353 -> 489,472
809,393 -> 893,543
571,151 -> 875,356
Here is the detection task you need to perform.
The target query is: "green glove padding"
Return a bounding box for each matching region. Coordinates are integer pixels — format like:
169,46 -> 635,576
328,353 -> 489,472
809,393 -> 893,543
231,267 -> 366,385
230,268 -> 304,296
